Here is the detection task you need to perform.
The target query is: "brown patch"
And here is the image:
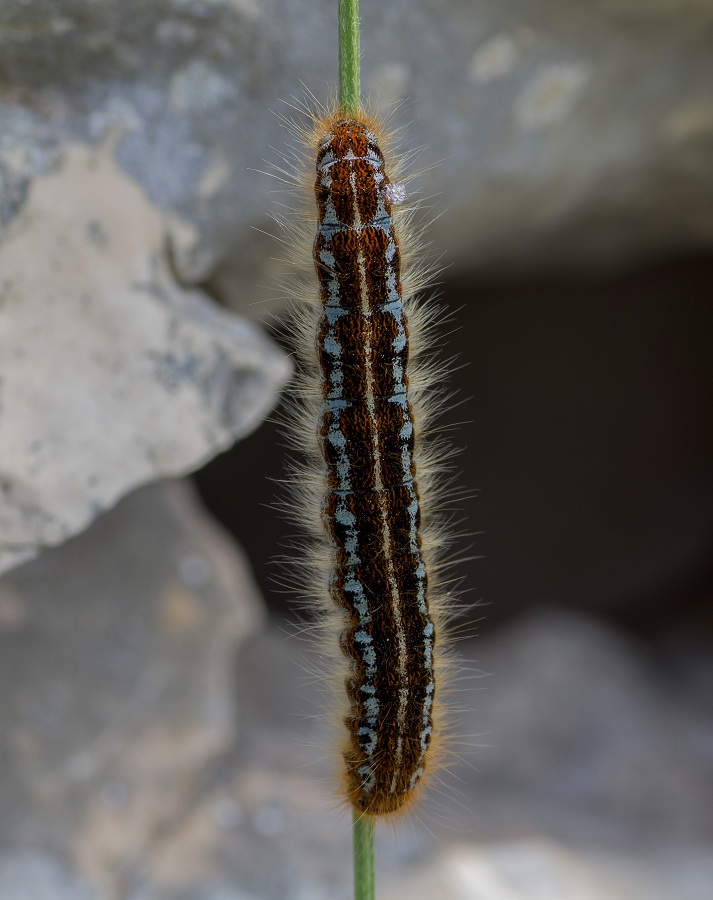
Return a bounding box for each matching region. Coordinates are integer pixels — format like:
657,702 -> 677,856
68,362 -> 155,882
159,585 -> 205,637
317,308 -> 409,401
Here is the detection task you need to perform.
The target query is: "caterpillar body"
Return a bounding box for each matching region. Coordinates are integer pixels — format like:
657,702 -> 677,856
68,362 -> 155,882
278,104 -> 455,819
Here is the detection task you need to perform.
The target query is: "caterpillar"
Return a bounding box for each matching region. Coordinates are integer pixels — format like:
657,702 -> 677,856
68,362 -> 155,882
275,101 -> 456,819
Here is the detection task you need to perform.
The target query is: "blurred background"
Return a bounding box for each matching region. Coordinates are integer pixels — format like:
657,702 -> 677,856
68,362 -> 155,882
1,1 -> 712,898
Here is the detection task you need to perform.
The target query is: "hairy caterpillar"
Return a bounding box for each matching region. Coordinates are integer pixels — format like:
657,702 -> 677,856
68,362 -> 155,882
275,100 -> 456,819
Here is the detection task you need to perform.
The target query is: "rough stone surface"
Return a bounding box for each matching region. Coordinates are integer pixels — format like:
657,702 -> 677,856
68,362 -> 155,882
466,612 -> 713,848
0,140 -> 290,574
1,4 -> 710,896
0,478 -> 264,899
145,609 -> 711,899
0,1 -> 711,313
3,505 -> 713,899
380,841 -> 713,900
1,0 -> 711,573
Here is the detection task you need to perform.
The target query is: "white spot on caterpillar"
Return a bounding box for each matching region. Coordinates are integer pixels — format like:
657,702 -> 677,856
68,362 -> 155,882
382,181 -> 407,206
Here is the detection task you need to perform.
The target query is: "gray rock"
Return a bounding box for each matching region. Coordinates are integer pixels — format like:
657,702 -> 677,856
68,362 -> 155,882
218,611 -> 713,898
380,841 -> 713,900
0,140 -> 290,574
0,479 -> 264,898
466,611 -> 713,849
1,0 -> 711,315
1,0 -> 710,573
0,852 -> 94,900
3,502 -> 712,897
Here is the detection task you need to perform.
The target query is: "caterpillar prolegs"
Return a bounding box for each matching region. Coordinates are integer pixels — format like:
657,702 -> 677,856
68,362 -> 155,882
279,105 -> 454,818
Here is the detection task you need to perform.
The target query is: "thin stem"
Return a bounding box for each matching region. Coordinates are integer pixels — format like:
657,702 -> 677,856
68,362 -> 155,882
339,0 -> 361,115
353,811 -> 375,900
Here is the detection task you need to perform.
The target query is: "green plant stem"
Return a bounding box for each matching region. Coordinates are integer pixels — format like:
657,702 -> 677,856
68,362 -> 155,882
339,0 -> 361,114
353,811 -> 375,900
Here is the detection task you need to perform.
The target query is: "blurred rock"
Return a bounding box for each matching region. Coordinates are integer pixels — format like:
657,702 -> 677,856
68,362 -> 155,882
381,841 -> 713,900
0,140 -> 290,575
0,0 -> 711,317
2,0 -> 711,587
3,510 -> 713,898
467,611 -> 713,848
1,5 -> 713,891
213,610 -> 713,898
0,852 -> 94,900
0,479 -> 264,898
